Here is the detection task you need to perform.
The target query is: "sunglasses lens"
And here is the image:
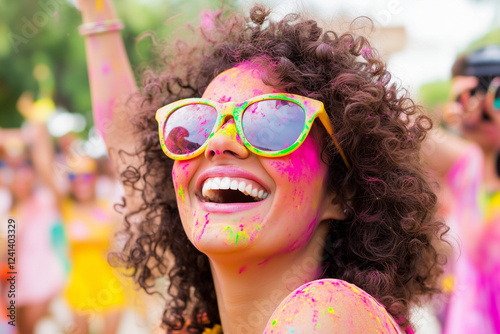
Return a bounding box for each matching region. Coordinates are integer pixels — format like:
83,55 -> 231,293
164,104 -> 218,155
493,84 -> 500,110
242,99 -> 305,152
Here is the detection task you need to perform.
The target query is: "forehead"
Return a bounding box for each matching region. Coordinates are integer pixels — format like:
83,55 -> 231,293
202,64 -> 282,103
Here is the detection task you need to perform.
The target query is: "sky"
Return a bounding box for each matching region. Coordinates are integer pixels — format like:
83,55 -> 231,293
237,0 -> 499,95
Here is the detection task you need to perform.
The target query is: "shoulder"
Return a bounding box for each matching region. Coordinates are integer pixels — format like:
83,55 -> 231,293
264,279 -> 402,334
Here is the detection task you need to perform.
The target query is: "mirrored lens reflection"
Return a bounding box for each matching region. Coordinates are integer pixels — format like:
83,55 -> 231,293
164,104 -> 218,155
242,99 -> 305,151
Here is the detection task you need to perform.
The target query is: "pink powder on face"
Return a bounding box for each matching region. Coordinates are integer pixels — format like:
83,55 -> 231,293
197,213 -> 211,241
260,135 -> 326,255
252,89 -> 266,96
219,95 -> 231,103
271,137 -> 323,184
238,265 -> 247,274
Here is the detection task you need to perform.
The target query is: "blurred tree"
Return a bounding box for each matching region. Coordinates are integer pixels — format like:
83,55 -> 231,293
0,0 -> 229,129
418,80 -> 452,111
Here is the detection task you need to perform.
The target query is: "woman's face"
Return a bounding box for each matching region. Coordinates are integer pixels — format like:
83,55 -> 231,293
451,76 -> 500,151
172,65 -> 342,264
69,172 -> 96,202
10,163 -> 35,201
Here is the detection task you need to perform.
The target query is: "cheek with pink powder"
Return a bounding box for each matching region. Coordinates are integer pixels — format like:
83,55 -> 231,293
172,160 -> 197,227
262,137 -> 326,251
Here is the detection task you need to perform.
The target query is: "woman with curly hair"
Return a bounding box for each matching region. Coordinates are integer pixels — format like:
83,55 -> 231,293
77,1 -> 448,333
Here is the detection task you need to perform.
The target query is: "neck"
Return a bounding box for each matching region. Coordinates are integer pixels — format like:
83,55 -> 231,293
483,149 -> 500,193
209,222 -> 329,334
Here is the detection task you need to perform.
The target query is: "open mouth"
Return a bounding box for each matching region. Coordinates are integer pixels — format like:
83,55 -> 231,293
200,177 -> 269,204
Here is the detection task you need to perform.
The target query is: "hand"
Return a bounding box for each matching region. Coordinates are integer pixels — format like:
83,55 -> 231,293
444,76 -> 483,127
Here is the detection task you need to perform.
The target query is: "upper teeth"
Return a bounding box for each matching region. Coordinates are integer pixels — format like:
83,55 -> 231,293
202,177 -> 269,200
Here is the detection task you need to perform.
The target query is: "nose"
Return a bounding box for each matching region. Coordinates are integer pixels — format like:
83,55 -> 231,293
205,118 -> 249,159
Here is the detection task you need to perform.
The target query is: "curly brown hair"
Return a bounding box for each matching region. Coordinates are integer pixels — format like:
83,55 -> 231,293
116,4 -> 448,333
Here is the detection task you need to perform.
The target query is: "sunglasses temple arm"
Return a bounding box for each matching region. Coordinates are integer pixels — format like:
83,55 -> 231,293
330,134 -> 350,169
317,108 -> 350,169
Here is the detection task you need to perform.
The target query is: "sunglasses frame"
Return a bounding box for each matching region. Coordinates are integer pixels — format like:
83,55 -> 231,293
487,77 -> 500,110
155,93 -> 349,168
454,76 -> 500,110
68,173 -> 96,182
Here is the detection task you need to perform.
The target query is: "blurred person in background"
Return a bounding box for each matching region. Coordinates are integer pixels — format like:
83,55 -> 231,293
13,87 -> 128,332
60,154 -> 126,334
31,121 -> 127,333
0,128 -> 67,334
422,45 -> 500,334
0,142 -> 16,334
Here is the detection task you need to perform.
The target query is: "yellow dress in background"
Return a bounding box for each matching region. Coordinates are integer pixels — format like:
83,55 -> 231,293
62,198 -> 126,314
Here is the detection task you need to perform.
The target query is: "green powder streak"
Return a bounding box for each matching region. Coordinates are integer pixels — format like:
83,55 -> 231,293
178,186 -> 185,202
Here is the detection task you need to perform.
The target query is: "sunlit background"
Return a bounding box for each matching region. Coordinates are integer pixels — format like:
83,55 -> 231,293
250,0 -> 498,90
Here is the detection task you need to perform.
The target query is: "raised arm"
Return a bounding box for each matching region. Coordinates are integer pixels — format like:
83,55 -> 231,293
421,126 -> 478,179
78,0 -> 145,211
420,76 -> 482,179
78,0 -> 138,175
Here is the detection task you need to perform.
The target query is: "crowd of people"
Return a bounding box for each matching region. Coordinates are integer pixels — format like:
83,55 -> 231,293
1,1 -> 499,333
0,119 -> 142,333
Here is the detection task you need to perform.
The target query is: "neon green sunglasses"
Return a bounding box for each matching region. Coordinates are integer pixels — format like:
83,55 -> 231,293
155,93 -> 349,167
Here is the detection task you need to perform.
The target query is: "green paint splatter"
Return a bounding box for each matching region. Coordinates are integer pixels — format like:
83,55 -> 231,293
235,229 -> 248,244
223,226 -> 234,240
271,319 -> 277,326
328,307 -> 334,314
178,186 -> 185,202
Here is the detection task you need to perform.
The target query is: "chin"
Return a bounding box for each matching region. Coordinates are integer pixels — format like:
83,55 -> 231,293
186,212 -> 315,267
187,206 -> 266,256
